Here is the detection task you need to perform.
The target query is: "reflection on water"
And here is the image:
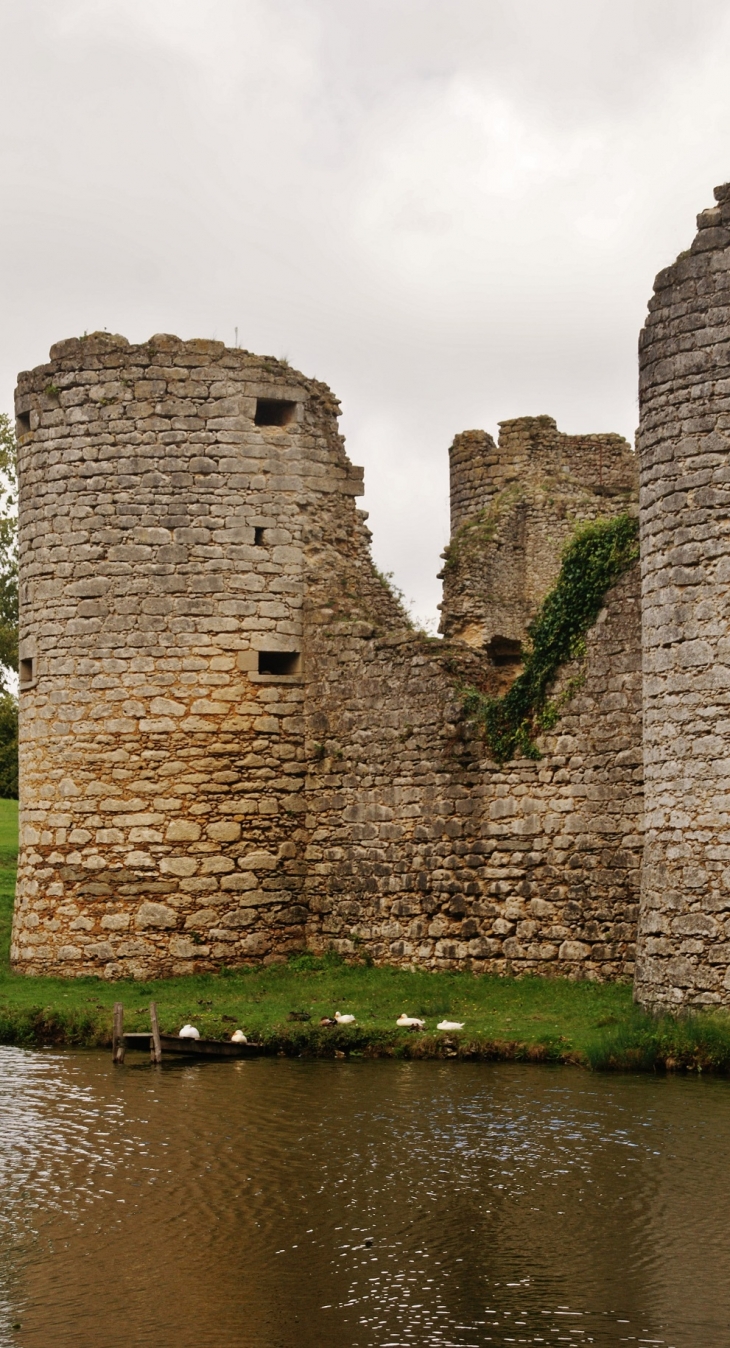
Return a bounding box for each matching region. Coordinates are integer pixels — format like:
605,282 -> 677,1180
0,1049 -> 727,1348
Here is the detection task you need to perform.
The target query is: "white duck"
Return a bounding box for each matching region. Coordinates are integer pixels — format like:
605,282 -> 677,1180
437,1020 -> 465,1031
397,1014 -> 425,1030
231,1029 -> 247,1043
179,1024 -> 200,1039
334,1011 -> 356,1024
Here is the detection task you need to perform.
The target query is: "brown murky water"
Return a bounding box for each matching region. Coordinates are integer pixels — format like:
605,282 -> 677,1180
0,1049 -> 728,1348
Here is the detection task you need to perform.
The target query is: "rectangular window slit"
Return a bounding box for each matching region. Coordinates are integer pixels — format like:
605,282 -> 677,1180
19,657 -> 34,685
16,412 -> 31,437
254,526 -> 265,546
257,651 -> 300,676
254,398 -> 295,427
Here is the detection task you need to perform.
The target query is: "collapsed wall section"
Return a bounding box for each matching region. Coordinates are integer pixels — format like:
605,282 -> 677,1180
636,184 -> 730,1009
349,410 -> 644,980
305,564 -> 642,982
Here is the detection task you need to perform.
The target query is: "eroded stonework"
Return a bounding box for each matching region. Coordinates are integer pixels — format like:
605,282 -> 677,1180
11,331 -> 643,981
635,183 -> 730,1009
439,416 -> 637,675
18,185 -> 730,1001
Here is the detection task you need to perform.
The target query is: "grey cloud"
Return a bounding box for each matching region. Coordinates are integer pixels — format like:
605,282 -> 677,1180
2,0 -> 730,623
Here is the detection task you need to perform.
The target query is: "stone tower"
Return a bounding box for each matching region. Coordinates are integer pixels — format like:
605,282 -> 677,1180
439,416 -> 637,681
635,183 -> 730,1009
11,333 -> 374,978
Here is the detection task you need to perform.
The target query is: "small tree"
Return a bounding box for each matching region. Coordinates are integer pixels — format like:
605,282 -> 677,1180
0,415 -> 18,798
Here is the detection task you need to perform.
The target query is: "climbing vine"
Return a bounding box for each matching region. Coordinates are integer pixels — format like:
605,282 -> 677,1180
461,513 -> 640,763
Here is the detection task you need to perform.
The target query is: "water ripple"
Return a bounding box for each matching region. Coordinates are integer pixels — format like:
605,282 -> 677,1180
0,1051 -> 728,1347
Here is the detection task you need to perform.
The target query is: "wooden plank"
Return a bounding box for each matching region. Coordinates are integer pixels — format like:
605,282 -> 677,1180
149,1001 -> 163,1064
112,1002 -> 125,1065
159,1034 -> 262,1058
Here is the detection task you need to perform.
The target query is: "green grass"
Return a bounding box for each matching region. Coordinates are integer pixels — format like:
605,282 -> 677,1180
2,797 -> 730,1071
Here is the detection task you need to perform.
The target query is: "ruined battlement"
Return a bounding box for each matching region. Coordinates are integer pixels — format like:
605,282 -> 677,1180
441,416 -> 637,658
448,416 -> 636,535
10,331 -> 643,985
11,182 -> 730,1008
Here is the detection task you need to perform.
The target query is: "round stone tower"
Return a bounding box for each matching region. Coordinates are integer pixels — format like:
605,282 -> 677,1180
636,183 -> 730,1008
11,332 -> 365,978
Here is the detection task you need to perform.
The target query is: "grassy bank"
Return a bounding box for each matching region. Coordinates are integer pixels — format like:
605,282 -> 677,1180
2,800 -> 730,1072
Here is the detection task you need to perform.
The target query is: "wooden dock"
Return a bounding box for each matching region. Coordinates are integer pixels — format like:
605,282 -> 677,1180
112,1002 -> 263,1063
123,1032 -> 263,1059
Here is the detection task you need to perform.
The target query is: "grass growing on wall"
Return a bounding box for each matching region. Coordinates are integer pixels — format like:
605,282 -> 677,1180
462,513 -> 640,763
3,795 -> 730,1072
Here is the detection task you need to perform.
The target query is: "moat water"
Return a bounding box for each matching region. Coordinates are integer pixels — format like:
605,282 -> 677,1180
0,1050 -> 727,1348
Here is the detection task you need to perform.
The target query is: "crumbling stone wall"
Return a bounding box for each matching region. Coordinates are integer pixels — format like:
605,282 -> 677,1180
439,417 -> 637,669
635,182 -> 730,1009
305,564 -> 642,979
12,332 -> 643,983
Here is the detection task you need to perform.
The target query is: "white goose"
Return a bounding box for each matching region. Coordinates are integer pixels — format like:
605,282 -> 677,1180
397,1014 -> 425,1030
437,1020 -> 465,1031
231,1029 -> 248,1043
179,1024 -> 200,1039
334,1011 -> 356,1024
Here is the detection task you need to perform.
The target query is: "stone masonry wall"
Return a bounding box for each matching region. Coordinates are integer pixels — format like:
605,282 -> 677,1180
636,182 -> 730,1009
12,333 -> 643,983
304,565 -> 642,979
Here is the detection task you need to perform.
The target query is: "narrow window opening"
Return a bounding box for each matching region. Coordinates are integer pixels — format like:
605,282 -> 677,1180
486,636 -> 523,667
254,526 -> 265,546
254,398 -> 295,427
257,650 -> 300,676
19,657 -> 34,686
16,411 -> 30,437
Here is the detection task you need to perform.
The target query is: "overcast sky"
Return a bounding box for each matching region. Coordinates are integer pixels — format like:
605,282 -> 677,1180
2,0 -> 730,626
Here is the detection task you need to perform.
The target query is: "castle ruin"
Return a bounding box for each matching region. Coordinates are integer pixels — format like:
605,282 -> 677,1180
10,183 -> 730,1012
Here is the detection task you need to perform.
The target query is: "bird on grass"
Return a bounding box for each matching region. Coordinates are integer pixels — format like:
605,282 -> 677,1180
231,1030 -> 247,1043
320,1016 -> 337,1027
437,1020 -> 465,1031
334,1011 -> 356,1024
179,1024 -> 200,1039
397,1014 -> 425,1030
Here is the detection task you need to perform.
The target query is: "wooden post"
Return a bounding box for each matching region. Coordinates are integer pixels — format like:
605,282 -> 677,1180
149,1001 -> 162,1065
112,1002 -> 125,1065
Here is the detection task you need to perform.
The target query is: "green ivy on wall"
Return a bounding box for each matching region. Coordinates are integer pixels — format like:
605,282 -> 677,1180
462,513 -> 639,764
